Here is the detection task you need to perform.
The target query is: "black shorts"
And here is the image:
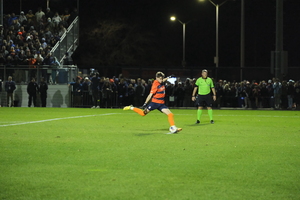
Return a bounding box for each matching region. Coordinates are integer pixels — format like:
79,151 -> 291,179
195,94 -> 213,107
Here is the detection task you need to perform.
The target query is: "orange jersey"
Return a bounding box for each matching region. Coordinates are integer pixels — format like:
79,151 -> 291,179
150,80 -> 165,104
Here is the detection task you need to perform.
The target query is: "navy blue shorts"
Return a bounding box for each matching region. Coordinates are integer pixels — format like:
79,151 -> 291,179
146,102 -> 169,112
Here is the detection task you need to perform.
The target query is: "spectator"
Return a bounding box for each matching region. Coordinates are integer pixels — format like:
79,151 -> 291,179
7,13 -> 18,27
98,77 -> 105,107
15,34 -> 24,47
26,10 -> 35,26
183,78 -> 194,107
44,28 -> 53,42
19,11 -> 27,25
260,81 -> 269,108
144,79 -> 152,102
252,84 -> 261,108
266,80 -> 274,108
127,83 -> 135,106
27,77 -> 39,107
63,8 -> 70,21
45,8 -> 54,20
82,77 -> 91,107
0,53 -> 6,64
63,52 -> 71,65
59,16 -> 69,29
5,56 -> 14,76
231,83 -> 238,107
5,76 -> 16,107
44,18 -> 54,32
1,46 -> 9,58
41,38 -> 47,49
69,78 -> 82,107
174,82 -> 184,107
222,84 -> 231,107
236,82 -> 244,108
39,77 -> 48,107
35,51 -> 44,65
213,80 -> 222,108
11,19 -> 21,31
68,8 -> 78,23
134,78 -> 145,107
294,81 -> 300,109
26,55 -> 37,78
102,78 -> 113,108
109,78 -> 117,108
280,80 -> 288,109
35,7 -> 45,24
165,83 -> 175,107
273,78 -> 282,109
52,12 -> 62,31
117,78 -> 128,107
287,80 -> 295,109
58,24 -> 66,37
19,26 -> 26,35
36,17 -> 45,32
90,72 -> 100,108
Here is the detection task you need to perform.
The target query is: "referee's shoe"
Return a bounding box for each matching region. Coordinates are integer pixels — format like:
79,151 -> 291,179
195,120 -> 214,124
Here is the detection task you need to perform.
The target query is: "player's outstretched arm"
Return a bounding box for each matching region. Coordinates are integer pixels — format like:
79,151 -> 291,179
163,75 -> 175,82
144,93 -> 153,105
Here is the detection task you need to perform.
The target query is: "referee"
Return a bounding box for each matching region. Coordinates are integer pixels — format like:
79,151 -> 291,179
192,69 -> 216,124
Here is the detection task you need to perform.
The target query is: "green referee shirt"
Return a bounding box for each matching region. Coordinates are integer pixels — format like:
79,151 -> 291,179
195,77 -> 214,95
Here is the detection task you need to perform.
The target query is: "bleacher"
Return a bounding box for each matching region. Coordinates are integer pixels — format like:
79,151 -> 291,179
0,7 -> 79,107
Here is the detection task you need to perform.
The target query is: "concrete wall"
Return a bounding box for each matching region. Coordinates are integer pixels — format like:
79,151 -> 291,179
0,85 -> 70,108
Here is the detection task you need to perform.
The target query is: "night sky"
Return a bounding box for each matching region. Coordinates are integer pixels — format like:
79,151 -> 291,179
5,0 -> 300,69
77,0 -> 300,68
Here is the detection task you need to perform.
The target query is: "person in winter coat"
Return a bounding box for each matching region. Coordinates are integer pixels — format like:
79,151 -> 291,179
27,77 -> 39,107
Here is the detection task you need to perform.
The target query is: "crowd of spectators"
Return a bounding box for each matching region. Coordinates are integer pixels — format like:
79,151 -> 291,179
0,7 -> 78,78
69,72 -> 300,110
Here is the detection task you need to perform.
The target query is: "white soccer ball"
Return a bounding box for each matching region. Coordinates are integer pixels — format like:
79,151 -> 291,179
169,125 -> 178,133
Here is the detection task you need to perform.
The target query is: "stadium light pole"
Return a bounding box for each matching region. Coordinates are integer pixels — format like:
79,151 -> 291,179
170,16 -> 190,68
0,0 -> 3,26
240,0 -> 244,81
199,0 -> 233,80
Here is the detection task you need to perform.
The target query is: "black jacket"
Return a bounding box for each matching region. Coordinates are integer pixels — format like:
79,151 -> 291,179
5,81 -> 16,93
39,82 -> 48,94
27,82 -> 39,94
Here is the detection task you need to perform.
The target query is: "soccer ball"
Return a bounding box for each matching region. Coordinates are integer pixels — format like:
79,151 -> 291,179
169,125 -> 178,133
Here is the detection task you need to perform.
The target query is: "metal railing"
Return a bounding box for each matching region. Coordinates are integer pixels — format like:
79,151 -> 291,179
50,16 -> 79,64
0,65 -> 78,84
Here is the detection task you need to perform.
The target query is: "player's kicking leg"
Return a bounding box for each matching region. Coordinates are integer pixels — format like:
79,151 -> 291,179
123,105 -> 147,116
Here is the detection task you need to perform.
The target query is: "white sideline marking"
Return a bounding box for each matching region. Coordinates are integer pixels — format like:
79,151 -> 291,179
0,113 -> 118,127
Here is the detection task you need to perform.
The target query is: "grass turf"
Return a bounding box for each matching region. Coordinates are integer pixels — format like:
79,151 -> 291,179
0,108 -> 299,200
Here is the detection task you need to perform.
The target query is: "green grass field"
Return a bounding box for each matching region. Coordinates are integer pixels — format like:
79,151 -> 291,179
0,108 -> 299,200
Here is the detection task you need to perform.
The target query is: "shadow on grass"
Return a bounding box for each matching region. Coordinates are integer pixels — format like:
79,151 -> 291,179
134,133 -> 153,136
134,129 -> 171,136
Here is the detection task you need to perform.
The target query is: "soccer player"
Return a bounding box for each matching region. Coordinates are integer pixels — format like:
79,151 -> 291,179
192,69 -> 216,124
123,71 -> 182,133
